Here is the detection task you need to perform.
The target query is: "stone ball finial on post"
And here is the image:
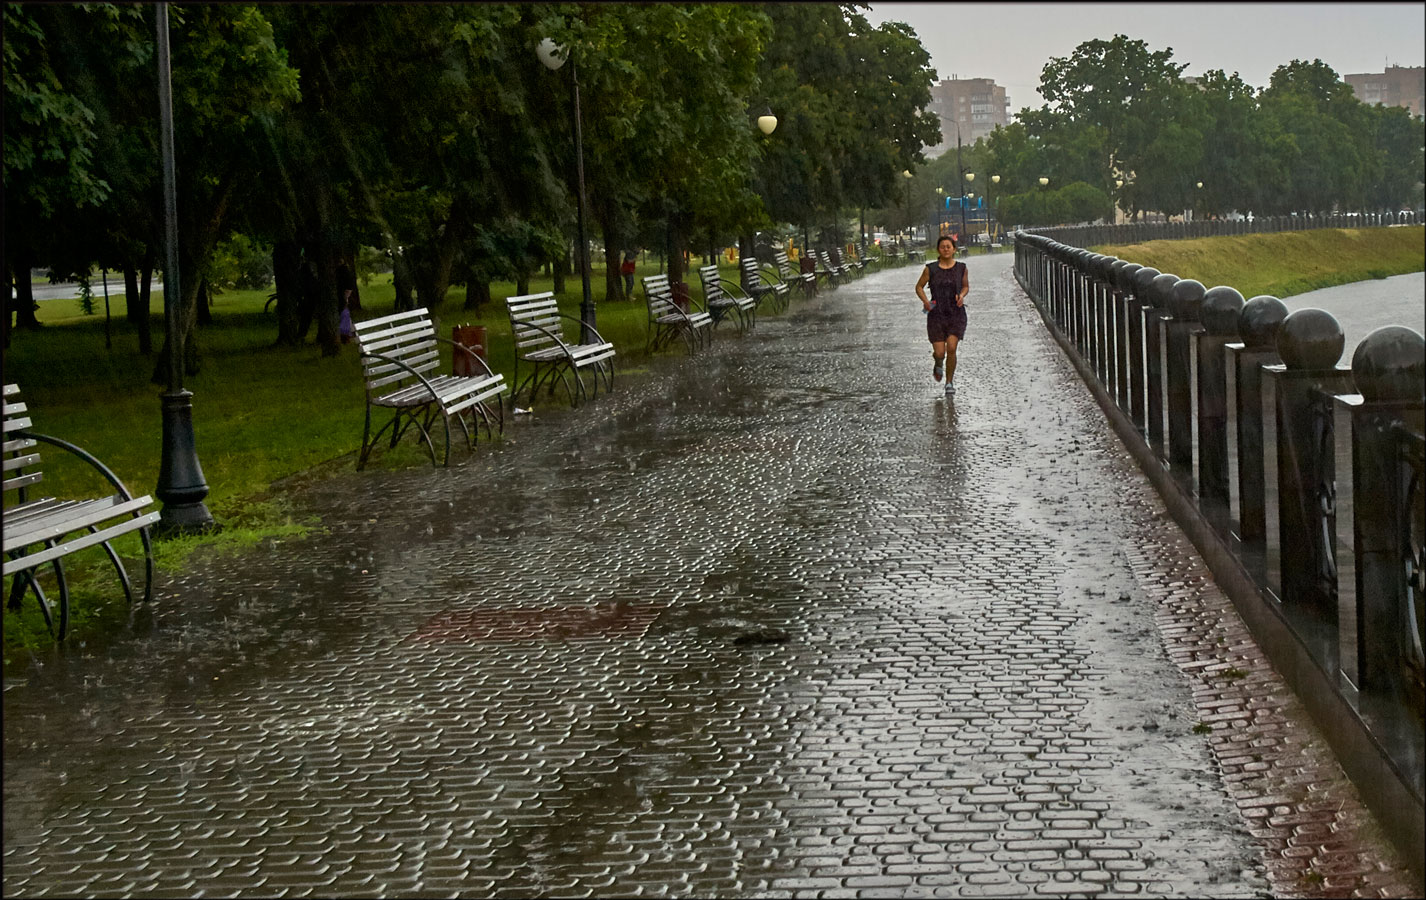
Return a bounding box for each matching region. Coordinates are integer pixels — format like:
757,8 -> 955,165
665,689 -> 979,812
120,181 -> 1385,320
1276,308 -> 1345,370
1116,263 -> 1144,294
1238,295 -> 1289,349
1169,279 -> 1206,322
1150,273 -> 1181,308
1350,325 -> 1425,402
1130,267 -> 1160,299
1200,286 -> 1246,336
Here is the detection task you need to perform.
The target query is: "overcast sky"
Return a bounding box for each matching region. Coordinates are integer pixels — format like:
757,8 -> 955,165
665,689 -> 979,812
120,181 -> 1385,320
863,3 -> 1426,113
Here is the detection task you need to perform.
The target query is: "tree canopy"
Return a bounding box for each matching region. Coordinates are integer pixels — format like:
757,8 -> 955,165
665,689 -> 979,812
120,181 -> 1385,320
5,1 -> 944,353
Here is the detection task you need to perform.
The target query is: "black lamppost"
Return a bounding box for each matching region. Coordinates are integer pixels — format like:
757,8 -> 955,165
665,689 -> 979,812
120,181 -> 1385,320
902,169 -> 913,246
538,37 -> 594,344
989,174 -> 1000,246
153,2 -> 213,535
961,172 -> 975,247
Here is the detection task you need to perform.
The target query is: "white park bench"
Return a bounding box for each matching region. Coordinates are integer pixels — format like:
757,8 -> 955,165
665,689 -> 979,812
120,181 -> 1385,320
740,257 -> 791,314
353,308 -> 507,469
772,250 -> 817,300
642,273 -> 712,353
696,264 -> 756,335
506,292 -> 615,409
3,383 -> 160,639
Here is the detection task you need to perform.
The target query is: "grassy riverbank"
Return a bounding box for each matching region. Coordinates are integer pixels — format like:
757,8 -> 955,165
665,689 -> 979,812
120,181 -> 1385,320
1093,226 -> 1425,299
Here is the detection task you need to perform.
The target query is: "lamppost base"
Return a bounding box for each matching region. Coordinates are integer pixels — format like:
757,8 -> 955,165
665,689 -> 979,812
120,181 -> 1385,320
155,389 -> 216,538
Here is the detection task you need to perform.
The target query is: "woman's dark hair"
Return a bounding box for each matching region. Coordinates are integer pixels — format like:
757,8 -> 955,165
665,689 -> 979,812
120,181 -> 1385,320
937,235 -> 957,248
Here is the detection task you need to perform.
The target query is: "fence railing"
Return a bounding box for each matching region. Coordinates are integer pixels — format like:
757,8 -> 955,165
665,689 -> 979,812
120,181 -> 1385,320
1012,229 -> 1425,867
1028,210 -> 1420,248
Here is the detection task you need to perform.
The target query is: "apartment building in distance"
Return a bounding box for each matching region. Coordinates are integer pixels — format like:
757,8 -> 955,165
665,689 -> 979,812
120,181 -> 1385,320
926,76 -> 1011,156
1343,65 -> 1424,118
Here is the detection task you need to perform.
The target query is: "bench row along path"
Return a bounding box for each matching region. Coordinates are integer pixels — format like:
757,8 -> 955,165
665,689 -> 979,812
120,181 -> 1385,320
3,254 -> 1419,898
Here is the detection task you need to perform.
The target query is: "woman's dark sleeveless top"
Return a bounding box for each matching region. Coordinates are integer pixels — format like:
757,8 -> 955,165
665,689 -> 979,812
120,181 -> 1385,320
926,261 -> 965,311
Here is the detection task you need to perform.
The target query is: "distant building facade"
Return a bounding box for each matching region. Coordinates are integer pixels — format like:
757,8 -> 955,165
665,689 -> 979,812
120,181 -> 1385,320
1343,65 -> 1424,117
926,76 -> 1010,156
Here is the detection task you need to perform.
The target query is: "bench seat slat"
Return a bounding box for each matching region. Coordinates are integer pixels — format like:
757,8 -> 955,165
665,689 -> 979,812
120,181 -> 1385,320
4,494 -> 156,551
3,508 -> 162,577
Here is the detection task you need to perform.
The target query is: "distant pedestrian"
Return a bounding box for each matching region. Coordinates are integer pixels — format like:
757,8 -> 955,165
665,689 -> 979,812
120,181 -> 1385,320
620,252 -> 637,297
338,289 -> 355,344
914,234 -> 969,396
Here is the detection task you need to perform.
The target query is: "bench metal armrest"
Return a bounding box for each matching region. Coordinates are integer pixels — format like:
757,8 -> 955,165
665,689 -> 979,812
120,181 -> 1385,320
359,350 -> 446,402
550,312 -> 612,347
719,279 -> 754,303
433,336 -> 498,379
13,431 -> 140,503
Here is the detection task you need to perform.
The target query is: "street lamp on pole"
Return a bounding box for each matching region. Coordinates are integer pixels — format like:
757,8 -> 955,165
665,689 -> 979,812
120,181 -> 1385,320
538,37 -> 595,344
961,172 -> 975,247
902,169 -> 913,246
989,174 -> 1000,245
153,1 -> 212,535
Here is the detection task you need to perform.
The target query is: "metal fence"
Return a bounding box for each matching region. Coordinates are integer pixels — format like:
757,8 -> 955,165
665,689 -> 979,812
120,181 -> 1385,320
1027,210 -> 1420,247
1012,229 -> 1425,865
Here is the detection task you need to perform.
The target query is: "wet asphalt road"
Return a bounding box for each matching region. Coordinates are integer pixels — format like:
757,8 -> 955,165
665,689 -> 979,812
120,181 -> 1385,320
1,255 -> 1407,897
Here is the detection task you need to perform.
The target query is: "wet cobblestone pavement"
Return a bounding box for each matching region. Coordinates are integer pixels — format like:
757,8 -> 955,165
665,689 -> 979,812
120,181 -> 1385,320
4,255 -> 1420,898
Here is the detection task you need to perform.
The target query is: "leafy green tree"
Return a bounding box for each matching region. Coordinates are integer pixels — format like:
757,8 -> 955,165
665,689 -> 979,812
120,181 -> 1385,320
754,3 -> 937,251
1361,104 -> 1426,211
3,4 -> 112,337
1259,59 -> 1371,215
1038,35 -> 1189,194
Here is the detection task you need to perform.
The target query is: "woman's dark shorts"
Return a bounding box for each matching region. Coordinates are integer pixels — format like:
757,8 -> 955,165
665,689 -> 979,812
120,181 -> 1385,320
926,305 -> 967,343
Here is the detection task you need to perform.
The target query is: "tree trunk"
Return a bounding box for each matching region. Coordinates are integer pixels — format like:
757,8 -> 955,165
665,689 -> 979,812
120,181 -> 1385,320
12,250 -> 40,331
136,252 -> 154,355
152,167 -> 239,382
464,278 -> 490,311
666,216 -> 685,286
338,246 -> 361,312
195,277 -> 214,326
515,271 -> 530,296
272,239 -> 304,347
412,244 -> 456,313
552,248 -> 567,294
297,254 -> 317,341
392,251 -> 415,311
311,238 -> 340,358
124,263 -> 142,325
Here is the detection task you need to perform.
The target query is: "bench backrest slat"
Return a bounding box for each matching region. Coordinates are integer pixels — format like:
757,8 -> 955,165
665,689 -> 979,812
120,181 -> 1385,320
697,265 -> 724,302
507,292 -> 569,352
354,310 -> 447,394
739,258 -> 763,289
2,385 -> 42,496
642,274 -> 680,317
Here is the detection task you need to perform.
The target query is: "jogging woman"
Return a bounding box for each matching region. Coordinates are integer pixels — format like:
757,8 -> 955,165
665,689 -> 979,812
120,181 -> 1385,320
914,235 -> 969,395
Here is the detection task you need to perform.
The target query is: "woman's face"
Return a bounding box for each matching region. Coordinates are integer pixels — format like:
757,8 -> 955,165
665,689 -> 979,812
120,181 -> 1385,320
938,240 -> 956,260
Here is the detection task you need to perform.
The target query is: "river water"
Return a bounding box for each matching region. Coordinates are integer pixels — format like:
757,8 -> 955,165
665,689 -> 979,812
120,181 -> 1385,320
1280,271 -> 1425,359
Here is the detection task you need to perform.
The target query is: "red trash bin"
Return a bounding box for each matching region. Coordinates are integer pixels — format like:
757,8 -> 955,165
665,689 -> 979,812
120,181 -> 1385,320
452,324 -> 487,376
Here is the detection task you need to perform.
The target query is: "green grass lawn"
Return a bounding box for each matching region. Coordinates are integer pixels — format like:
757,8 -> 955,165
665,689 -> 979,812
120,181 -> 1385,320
3,254 -> 814,656
1092,226 -> 1425,299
